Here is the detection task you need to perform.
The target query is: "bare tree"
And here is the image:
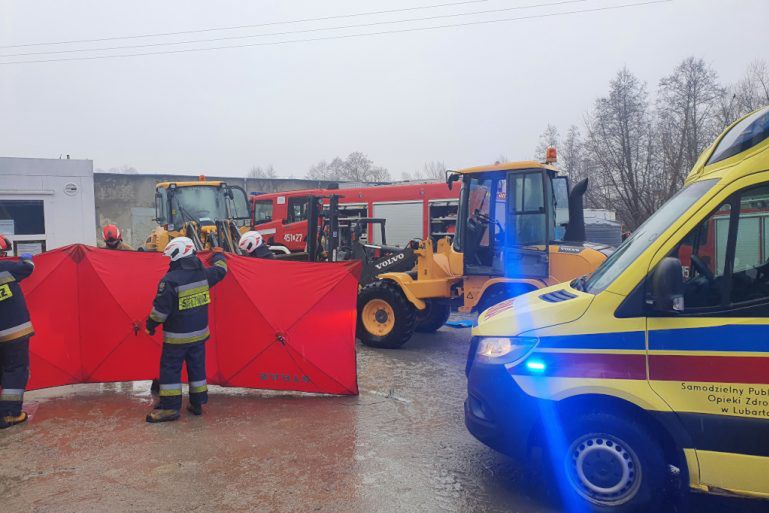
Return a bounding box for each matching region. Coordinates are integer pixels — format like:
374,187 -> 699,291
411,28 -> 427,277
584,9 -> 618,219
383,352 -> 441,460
531,59 -> 768,230
535,124 -> 560,160
656,57 -> 724,194
306,153 -> 390,182
306,158 -> 344,180
584,67 -> 662,229
734,59 -> 769,114
247,165 -> 278,179
558,125 -> 601,208
402,161 -> 446,180
343,152 -> 390,182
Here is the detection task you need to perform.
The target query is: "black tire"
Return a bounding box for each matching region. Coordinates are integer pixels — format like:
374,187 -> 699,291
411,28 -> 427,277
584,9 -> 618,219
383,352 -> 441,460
476,285 -> 532,314
549,412 -> 666,513
357,280 -> 416,349
414,300 -> 451,333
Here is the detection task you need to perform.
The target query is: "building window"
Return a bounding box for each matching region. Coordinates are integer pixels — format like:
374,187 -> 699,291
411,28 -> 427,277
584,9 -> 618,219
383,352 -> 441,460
0,200 -> 45,235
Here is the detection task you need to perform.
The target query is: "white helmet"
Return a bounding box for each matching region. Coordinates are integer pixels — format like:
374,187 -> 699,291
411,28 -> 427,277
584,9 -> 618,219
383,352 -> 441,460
163,237 -> 196,261
239,231 -> 264,253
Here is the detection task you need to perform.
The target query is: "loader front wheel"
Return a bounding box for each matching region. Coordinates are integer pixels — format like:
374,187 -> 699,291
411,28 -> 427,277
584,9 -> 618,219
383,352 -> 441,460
414,300 -> 451,333
357,281 -> 416,349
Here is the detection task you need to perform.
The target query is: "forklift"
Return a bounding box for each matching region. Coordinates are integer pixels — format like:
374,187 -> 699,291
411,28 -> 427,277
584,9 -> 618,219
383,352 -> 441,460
292,195 -> 418,285
357,149 -> 613,349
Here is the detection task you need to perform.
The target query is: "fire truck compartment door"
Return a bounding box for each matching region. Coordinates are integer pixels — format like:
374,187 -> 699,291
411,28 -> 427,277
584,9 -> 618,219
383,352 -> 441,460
371,201 -> 423,247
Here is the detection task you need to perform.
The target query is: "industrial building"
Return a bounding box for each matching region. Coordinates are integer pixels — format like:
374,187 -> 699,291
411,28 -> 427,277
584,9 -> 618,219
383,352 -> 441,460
0,156 -> 97,255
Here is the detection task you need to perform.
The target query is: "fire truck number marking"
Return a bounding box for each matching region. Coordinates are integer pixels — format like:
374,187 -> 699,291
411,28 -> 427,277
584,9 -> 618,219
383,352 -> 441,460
284,233 -> 303,243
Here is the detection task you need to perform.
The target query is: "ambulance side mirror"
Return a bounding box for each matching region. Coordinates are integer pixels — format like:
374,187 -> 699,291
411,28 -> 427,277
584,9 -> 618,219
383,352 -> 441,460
651,257 -> 685,313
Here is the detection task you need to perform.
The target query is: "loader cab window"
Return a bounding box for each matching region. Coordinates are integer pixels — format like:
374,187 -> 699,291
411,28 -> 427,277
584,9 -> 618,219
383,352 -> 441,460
169,186 -> 227,227
154,188 -> 169,224
552,175 -> 570,240
252,200 -> 273,225
287,197 -> 310,223
224,186 -> 251,227
455,173 -> 507,272
509,171 -> 548,246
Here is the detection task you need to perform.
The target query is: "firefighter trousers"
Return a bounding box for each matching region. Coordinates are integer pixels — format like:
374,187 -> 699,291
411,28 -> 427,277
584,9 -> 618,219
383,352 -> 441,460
158,342 -> 208,411
0,338 -> 30,417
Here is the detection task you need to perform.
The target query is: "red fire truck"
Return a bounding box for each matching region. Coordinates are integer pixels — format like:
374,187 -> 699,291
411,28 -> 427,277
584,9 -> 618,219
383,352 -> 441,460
250,182 -> 460,254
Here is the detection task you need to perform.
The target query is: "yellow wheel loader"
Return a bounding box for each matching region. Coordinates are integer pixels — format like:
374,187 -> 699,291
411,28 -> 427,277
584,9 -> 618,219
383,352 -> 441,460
141,176 -> 251,253
357,153 -> 613,349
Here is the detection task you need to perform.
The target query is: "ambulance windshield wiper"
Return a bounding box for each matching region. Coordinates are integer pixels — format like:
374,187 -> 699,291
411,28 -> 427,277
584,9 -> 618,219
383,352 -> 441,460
571,274 -> 588,292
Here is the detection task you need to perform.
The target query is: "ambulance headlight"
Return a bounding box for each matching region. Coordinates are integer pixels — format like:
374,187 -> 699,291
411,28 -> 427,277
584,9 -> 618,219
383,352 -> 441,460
476,336 -> 537,362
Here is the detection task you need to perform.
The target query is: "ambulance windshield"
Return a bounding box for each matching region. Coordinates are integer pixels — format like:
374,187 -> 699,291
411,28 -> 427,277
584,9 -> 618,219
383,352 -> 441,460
582,179 -> 718,294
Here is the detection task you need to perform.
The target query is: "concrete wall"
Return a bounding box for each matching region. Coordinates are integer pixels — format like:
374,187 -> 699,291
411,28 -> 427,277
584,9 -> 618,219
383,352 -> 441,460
0,157 -> 96,253
94,173 -> 348,247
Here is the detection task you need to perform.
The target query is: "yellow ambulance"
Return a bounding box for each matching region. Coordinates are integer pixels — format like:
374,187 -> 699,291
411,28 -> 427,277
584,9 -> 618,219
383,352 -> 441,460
465,105 -> 769,512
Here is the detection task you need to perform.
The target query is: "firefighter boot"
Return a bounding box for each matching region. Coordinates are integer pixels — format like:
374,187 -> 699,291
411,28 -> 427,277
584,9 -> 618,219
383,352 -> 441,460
146,408 -> 180,423
187,403 -> 203,416
0,411 -> 28,429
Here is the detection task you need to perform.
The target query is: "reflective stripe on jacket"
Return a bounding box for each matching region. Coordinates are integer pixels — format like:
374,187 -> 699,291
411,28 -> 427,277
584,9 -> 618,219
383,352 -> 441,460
148,253 -> 227,344
0,260 -> 35,343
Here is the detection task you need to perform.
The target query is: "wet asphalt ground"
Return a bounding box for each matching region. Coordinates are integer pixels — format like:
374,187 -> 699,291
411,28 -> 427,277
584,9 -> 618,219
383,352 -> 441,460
1,322 -> 765,513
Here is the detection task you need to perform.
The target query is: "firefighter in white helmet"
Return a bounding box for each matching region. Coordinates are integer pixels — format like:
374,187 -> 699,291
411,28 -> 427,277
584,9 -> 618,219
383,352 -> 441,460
144,237 -> 228,423
239,231 -> 274,259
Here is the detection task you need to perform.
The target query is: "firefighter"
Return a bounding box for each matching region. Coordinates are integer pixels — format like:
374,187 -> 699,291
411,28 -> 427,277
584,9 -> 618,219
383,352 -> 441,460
0,235 -> 35,429
100,224 -> 133,250
144,237 -> 227,423
239,231 -> 274,259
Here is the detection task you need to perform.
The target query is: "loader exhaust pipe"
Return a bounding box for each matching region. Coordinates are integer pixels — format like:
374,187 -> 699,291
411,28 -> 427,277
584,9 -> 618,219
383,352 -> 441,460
563,178 -> 588,243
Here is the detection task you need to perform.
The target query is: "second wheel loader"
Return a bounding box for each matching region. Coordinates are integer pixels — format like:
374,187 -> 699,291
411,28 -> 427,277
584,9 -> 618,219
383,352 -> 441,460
357,151 -> 613,349
141,176 -> 251,253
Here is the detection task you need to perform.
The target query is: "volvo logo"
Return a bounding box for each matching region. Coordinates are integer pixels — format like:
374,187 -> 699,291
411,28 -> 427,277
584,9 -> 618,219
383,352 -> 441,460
375,253 -> 405,270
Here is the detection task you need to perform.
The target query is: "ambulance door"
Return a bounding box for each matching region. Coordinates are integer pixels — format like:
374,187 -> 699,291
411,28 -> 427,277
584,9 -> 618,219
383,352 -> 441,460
646,182 -> 769,496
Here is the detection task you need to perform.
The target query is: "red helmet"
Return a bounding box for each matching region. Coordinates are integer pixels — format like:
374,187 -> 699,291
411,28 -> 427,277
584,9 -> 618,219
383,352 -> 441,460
0,235 -> 10,255
102,224 -> 121,243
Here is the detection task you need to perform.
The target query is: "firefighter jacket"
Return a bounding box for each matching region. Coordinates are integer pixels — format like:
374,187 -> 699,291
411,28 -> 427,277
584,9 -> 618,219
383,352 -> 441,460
0,258 -> 35,343
147,253 -> 227,344
248,245 -> 274,259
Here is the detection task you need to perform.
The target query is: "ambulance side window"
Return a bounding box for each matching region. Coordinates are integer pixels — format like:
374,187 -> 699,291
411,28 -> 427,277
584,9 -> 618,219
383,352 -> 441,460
729,186 -> 769,305
666,184 -> 769,313
668,202 -> 731,309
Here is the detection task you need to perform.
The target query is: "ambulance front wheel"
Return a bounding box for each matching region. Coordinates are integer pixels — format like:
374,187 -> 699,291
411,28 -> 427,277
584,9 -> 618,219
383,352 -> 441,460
357,280 -> 416,349
554,412 -> 666,513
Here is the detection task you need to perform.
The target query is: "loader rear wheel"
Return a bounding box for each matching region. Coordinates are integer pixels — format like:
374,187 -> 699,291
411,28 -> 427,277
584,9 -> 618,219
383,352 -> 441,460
357,280 -> 416,349
414,300 -> 451,333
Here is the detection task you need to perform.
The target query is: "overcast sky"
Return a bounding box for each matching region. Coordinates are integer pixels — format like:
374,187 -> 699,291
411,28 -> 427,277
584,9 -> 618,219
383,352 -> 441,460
1,0 -> 768,179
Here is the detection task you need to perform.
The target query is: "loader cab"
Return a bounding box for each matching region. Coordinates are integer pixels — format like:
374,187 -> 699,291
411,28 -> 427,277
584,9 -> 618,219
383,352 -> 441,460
453,165 -> 570,278
154,181 -> 250,230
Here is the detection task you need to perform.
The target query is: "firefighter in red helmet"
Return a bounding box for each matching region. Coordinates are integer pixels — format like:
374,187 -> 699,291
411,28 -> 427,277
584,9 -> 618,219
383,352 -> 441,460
0,235 -> 36,429
100,224 -> 133,251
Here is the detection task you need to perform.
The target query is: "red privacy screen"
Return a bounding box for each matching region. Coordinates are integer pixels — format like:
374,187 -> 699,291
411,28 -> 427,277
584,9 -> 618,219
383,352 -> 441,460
14,245 -> 359,395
